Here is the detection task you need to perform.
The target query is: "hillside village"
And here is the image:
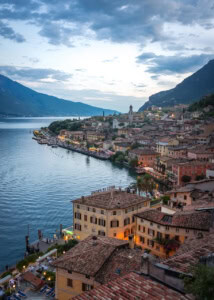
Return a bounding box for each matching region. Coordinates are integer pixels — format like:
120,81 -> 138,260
28,95 -> 214,299
2,96 -> 214,299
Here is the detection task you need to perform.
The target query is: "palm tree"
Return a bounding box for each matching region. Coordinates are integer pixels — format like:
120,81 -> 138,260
140,174 -> 155,196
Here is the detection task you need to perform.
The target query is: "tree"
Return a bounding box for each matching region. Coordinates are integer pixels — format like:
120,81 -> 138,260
181,175 -> 191,183
136,174 -> 155,196
195,174 -> 205,181
161,195 -> 170,205
184,264 -> 214,300
129,158 -> 138,168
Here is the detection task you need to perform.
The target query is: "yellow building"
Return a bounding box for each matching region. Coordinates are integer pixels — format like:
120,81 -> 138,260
156,138 -> 179,157
72,189 -> 150,241
135,209 -> 211,258
53,235 -> 143,300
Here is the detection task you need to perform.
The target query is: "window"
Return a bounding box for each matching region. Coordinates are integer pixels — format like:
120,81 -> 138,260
138,225 -> 141,231
93,208 -> 96,213
90,216 -> 97,224
98,219 -> 106,227
124,218 -> 130,226
113,211 -> 117,215
176,228 -> 179,232
132,207 -> 135,211
113,233 -> 117,237
124,229 -> 130,238
157,225 -> 161,229
141,219 -> 144,223
175,235 -> 179,241
140,236 -> 145,244
142,226 -> 145,233
125,209 -> 128,214
77,205 -> 80,209
157,232 -> 162,239
74,223 -> 81,231
165,234 -> 170,240
148,229 -> 155,237
184,195 -> 187,200
67,278 -> 73,287
166,226 -> 170,231
84,215 -> 87,221
186,229 -> 189,233
82,283 -> 93,291
87,207 -> 90,211
111,220 -> 119,228
148,239 -> 154,248
85,275 -> 90,279
101,210 -> 104,215
98,230 -> 105,236
150,222 -> 153,226
75,212 -> 81,220
132,215 -> 135,223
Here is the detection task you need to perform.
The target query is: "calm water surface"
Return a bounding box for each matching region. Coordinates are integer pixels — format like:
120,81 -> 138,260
0,117 -> 135,271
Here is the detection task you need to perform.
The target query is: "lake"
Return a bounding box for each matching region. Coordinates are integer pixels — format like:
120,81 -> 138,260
0,117 -> 135,271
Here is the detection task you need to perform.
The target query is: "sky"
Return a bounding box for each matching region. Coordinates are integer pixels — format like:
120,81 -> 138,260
0,0 -> 214,112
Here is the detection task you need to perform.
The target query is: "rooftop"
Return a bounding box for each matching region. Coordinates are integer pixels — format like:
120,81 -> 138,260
52,235 -> 129,276
73,272 -> 189,300
135,209 -> 213,231
95,248 -> 142,284
129,149 -> 158,155
72,189 -> 149,209
162,231 -> 214,273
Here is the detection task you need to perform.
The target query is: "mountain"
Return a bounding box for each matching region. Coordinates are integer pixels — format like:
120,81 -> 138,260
138,59 -> 214,111
0,75 -> 118,117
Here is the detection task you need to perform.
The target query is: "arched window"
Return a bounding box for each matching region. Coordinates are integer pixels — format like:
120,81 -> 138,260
124,217 -> 130,226
124,228 -> 130,238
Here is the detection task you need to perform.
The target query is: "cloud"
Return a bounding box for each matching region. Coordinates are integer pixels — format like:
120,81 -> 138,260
0,21 -> 25,42
137,53 -> 214,74
1,0 -> 214,46
0,65 -> 72,81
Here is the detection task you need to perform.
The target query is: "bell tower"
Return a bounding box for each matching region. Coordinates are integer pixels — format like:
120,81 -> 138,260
128,105 -> 133,124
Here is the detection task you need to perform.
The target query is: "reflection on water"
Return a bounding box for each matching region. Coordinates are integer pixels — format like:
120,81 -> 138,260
0,117 -> 135,271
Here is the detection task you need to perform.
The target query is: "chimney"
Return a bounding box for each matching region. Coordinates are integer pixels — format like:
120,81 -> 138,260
128,234 -> 134,249
140,253 -> 150,275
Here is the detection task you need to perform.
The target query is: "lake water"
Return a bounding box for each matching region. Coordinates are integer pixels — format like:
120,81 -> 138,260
0,117 -> 135,271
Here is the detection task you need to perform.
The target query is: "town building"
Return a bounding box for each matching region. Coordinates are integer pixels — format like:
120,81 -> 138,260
156,138 -> 179,156
172,161 -> 214,186
128,149 -> 159,168
134,209 -> 212,258
166,179 -> 214,208
53,235 -> 143,299
72,188 -> 150,240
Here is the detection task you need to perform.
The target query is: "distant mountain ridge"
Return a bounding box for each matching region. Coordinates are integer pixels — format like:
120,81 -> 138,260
138,59 -> 214,111
0,75 -> 118,117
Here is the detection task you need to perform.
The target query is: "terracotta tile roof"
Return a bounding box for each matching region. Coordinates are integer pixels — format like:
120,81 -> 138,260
72,190 -> 149,209
129,149 -> 158,156
22,271 -> 45,289
52,236 -> 128,276
95,248 -> 143,284
135,209 -> 212,231
162,231 -> 214,273
73,272 -> 189,300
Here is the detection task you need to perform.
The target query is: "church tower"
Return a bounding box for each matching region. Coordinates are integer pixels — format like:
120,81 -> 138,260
128,105 -> 133,124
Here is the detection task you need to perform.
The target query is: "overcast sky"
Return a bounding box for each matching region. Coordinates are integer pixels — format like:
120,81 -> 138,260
0,0 -> 214,112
